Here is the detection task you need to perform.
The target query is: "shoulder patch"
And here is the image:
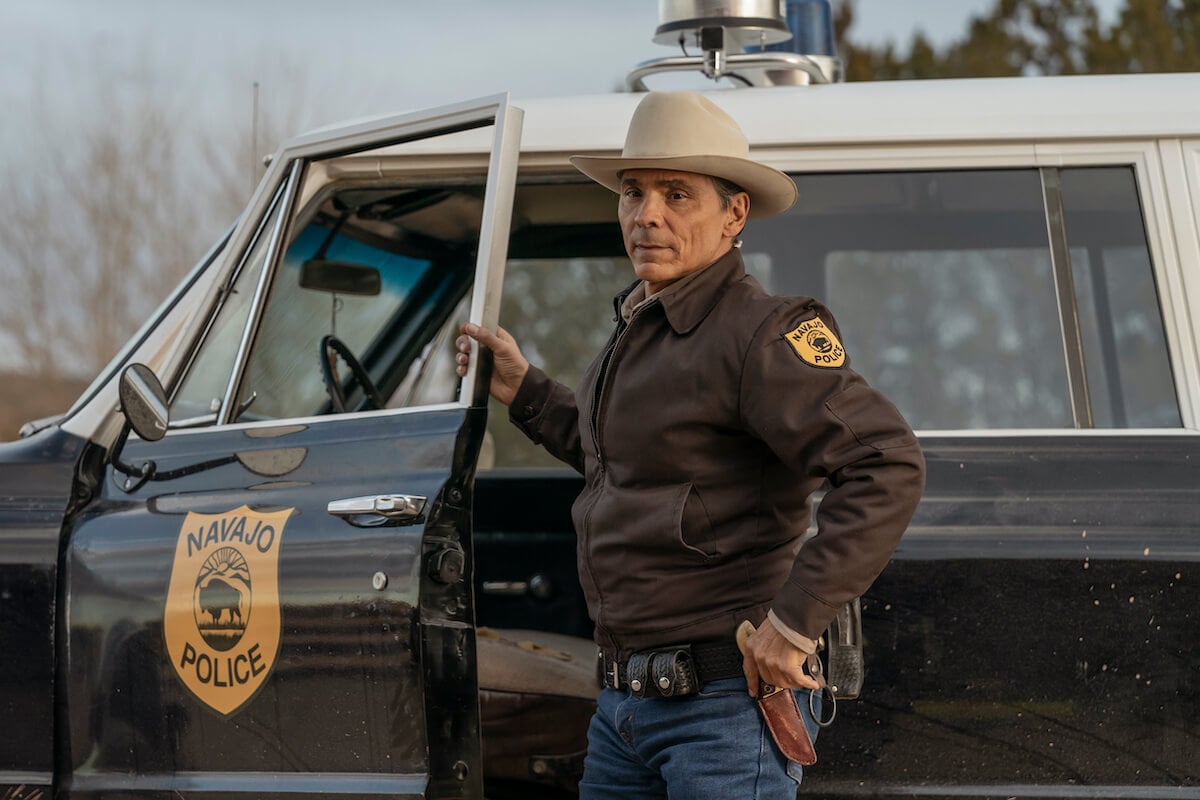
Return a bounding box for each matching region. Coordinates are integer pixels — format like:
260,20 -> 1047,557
782,316 -> 846,368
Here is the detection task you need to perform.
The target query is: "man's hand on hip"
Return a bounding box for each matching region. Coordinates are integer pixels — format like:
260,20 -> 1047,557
456,323 -> 529,406
740,620 -> 819,697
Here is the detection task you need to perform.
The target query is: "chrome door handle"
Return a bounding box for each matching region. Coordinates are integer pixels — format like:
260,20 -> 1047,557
327,494 -> 427,526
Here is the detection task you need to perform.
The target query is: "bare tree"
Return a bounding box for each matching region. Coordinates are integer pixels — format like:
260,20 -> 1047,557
0,55 -> 316,438
0,77 -> 206,377
201,70 -> 314,218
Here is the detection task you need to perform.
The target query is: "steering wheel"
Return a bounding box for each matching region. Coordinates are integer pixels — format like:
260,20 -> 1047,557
319,334 -> 385,413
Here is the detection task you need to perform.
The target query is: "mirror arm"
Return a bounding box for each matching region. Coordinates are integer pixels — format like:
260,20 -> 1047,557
110,422 -> 158,493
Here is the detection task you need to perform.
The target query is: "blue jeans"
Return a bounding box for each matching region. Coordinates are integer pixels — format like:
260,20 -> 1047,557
579,676 -> 821,799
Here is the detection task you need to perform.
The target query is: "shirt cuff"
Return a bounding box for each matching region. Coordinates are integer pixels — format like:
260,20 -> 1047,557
767,609 -> 819,655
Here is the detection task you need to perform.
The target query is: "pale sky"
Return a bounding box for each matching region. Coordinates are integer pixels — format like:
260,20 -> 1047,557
1,0 -> 1120,143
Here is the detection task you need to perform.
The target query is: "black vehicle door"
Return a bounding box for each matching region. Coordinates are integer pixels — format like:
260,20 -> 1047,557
58,96 -> 521,800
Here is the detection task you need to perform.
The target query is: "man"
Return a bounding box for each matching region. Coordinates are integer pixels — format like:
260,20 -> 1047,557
457,91 -> 924,797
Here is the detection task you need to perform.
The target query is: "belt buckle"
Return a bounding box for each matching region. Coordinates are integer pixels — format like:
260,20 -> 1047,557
611,657 -> 620,690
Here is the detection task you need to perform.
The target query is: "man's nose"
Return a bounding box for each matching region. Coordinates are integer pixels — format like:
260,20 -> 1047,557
634,193 -> 664,226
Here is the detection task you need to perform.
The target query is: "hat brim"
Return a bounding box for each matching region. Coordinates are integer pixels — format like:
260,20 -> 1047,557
569,153 -> 798,219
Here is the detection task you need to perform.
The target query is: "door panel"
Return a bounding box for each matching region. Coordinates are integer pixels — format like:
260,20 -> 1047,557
63,411 -> 468,796
60,96 -> 521,799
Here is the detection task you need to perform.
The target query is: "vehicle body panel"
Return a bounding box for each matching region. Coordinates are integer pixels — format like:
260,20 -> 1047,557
474,433 -> 1200,796
60,409 -> 479,799
0,429 -> 87,798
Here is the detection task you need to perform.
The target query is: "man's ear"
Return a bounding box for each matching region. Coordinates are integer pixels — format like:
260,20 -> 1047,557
724,192 -> 750,239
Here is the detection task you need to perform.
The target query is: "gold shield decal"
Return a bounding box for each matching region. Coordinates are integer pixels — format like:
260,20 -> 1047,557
164,505 -> 292,717
783,316 -> 846,368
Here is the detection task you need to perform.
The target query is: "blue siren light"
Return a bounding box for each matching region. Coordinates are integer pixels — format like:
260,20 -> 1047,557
766,0 -> 838,58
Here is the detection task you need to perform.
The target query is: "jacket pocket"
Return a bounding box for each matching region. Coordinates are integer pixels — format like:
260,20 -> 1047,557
587,482 -> 719,566
678,483 -> 719,561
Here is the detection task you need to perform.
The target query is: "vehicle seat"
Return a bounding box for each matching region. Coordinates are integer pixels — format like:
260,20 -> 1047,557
476,627 -> 598,795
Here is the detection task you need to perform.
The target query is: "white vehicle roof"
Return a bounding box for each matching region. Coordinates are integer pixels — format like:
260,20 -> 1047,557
352,72 -> 1200,161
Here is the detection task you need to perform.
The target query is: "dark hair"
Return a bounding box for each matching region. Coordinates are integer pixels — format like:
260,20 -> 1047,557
710,176 -> 747,210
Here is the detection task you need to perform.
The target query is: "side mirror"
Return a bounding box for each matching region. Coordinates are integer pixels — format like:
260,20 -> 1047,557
112,364 -> 169,492
119,363 -> 169,442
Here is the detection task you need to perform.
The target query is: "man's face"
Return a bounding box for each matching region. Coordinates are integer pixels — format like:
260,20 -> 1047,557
618,169 -> 748,294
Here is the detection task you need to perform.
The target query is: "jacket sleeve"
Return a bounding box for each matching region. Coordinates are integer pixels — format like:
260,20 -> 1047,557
508,365 -> 585,474
738,300 -> 925,641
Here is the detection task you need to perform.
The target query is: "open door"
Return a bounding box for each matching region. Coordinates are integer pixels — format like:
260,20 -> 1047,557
60,96 -> 521,800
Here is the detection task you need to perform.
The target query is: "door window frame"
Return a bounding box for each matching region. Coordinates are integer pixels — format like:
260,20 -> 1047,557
166,95 -> 523,433
1164,139 -> 1200,429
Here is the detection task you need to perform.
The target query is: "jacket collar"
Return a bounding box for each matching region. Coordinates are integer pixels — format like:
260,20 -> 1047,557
657,247 -> 745,334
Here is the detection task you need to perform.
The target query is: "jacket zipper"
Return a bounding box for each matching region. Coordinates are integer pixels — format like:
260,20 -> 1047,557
588,328 -> 622,468
581,300 -> 656,649
590,300 -> 655,469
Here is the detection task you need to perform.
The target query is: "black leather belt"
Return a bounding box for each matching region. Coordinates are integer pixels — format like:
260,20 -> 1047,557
598,639 -> 744,693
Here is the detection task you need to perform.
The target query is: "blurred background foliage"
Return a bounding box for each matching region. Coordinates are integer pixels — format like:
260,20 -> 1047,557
2,0 -> 1200,439
839,0 -> 1200,79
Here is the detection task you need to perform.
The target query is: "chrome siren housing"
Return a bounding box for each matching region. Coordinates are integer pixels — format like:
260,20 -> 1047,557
629,0 -> 842,90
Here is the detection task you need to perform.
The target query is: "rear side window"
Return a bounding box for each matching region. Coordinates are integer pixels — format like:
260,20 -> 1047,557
752,167 -> 1179,430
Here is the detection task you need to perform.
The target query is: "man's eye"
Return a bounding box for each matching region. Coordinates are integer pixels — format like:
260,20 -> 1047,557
669,192 -> 687,200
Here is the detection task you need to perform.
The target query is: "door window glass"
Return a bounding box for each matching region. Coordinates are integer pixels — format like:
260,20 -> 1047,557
233,176 -> 484,422
392,292 -> 473,410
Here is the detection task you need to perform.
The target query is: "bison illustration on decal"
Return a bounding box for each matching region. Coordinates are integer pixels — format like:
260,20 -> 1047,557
194,546 -> 251,650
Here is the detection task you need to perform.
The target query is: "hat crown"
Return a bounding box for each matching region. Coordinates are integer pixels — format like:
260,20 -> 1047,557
621,92 -> 751,161
568,90 -> 798,218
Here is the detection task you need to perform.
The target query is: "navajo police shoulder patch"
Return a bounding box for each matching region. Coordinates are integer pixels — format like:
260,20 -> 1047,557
782,316 -> 846,368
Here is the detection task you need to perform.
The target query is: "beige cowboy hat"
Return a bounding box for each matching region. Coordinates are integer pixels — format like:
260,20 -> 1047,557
570,91 -> 797,219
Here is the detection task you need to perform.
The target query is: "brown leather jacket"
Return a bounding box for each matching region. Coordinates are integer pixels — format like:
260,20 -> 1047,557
509,249 -> 925,656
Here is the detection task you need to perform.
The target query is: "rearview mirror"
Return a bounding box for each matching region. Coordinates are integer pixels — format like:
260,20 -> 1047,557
300,259 -> 381,296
